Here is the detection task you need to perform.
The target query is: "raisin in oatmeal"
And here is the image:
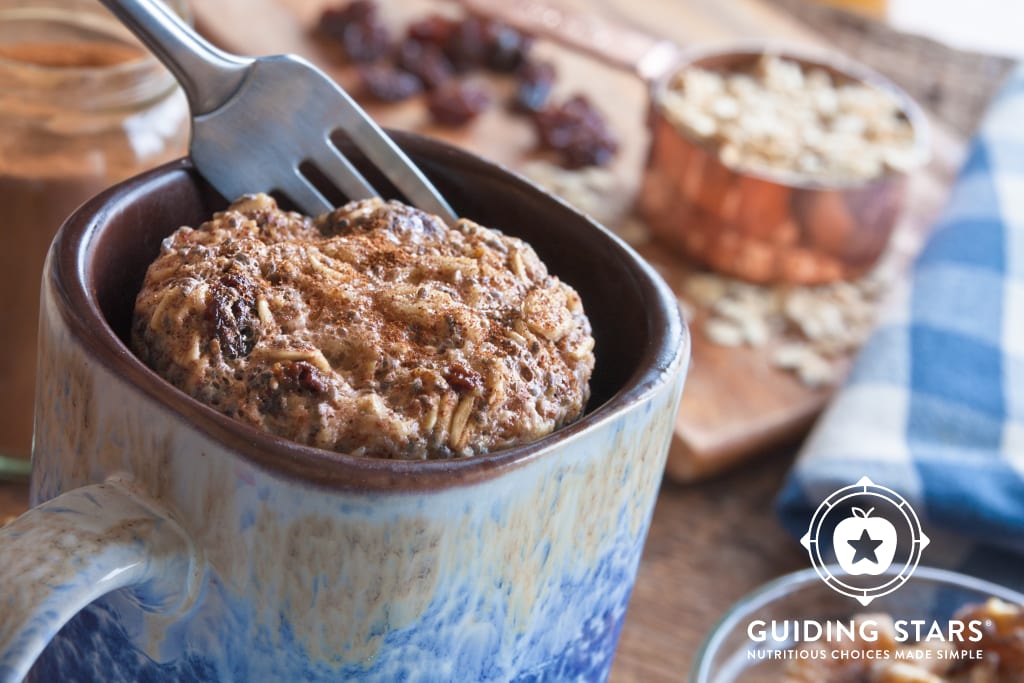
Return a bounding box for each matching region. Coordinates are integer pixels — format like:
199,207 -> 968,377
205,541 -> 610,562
132,194 -> 594,459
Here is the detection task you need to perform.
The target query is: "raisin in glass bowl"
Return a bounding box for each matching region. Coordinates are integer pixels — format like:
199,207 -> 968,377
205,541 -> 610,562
692,566 -> 1024,683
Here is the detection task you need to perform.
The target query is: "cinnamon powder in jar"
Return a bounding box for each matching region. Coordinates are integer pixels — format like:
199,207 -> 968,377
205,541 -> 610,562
0,2 -> 189,458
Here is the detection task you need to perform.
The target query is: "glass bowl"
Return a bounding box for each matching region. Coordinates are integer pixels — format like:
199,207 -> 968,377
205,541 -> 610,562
691,565 -> 1024,683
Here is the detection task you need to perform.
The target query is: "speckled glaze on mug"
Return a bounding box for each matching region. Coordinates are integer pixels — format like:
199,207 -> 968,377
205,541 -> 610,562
0,134 -> 688,682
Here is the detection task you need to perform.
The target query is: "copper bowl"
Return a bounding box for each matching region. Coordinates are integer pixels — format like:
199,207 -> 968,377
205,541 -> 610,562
638,44 -> 930,285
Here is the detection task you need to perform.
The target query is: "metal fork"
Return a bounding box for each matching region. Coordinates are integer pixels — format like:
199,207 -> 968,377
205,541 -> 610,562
97,0 -> 457,222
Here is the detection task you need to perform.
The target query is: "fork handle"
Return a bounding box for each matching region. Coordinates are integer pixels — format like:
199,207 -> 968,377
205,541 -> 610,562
97,0 -> 253,116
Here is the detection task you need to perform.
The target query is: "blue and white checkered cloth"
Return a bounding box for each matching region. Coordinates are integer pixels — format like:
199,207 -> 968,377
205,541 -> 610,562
777,64 -> 1024,588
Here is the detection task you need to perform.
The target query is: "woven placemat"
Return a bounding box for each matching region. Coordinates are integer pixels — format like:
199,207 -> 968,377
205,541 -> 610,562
773,0 -> 1016,136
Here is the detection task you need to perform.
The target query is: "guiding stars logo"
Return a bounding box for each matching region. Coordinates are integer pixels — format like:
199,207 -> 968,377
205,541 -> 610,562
801,477 -> 929,606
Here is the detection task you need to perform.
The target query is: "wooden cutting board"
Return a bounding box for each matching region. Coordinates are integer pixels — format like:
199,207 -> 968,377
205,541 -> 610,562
189,0 -> 963,481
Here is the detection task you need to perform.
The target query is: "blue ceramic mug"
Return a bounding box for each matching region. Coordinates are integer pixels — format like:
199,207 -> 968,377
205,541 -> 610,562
0,134 -> 688,682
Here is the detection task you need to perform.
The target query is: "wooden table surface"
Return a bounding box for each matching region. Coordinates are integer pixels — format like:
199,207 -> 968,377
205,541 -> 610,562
0,0 -> 968,680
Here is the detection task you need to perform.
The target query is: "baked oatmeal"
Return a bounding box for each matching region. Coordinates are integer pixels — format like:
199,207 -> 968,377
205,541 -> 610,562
132,194 -> 594,459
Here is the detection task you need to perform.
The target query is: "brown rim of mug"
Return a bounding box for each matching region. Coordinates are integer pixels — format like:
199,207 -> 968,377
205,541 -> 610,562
49,141 -> 688,492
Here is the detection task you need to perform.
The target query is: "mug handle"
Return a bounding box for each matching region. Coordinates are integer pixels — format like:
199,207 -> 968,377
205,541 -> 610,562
0,480 -> 198,681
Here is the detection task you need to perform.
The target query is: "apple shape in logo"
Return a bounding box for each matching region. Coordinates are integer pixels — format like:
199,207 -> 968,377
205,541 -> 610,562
833,507 -> 897,576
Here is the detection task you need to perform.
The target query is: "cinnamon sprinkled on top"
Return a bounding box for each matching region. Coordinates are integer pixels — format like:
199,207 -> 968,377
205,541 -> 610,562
132,194 -> 594,459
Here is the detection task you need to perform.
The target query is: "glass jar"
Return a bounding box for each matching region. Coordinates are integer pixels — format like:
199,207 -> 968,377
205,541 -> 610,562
0,0 -> 189,458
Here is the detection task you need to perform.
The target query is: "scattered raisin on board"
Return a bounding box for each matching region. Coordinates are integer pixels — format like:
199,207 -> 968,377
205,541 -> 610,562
445,15 -> 491,71
358,63 -> 423,102
514,60 -> 556,113
315,0 -> 618,169
397,39 -> 454,90
534,95 -> 619,169
406,15 -> 457,48
317,0 -> 391,63
319,0 -> 375,27
484,21 -> 533,72
428,80 -> 492,127
315,0 -> 391,63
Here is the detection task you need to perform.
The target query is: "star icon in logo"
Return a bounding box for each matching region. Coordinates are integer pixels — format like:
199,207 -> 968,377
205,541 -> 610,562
848,529 -> 884,564
801,477 -> 931,605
